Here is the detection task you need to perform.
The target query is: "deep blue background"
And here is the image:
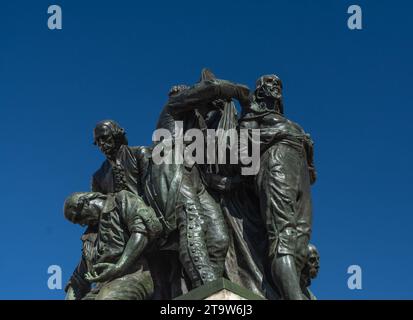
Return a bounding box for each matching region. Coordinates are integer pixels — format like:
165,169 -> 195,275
1,0 -> 412,299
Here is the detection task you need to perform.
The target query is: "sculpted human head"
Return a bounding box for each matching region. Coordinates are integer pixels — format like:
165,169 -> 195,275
254,74 -> 284,114
93,120 -> 128,158
306,244 -> 320,279
64,192 -> 106,227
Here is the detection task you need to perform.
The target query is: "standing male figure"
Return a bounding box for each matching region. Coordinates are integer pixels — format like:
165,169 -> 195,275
92,120 -> 189,299
154,71 -> 249,288
239,74 -> 316,300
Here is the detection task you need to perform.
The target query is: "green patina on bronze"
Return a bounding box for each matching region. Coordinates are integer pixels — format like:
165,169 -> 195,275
63,68 -> 320,300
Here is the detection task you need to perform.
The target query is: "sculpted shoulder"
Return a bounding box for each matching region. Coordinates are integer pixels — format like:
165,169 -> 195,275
261,113 -> 306,135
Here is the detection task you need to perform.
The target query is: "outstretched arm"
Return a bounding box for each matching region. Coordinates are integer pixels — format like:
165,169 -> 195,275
168,80 -> 250,114
116,232 -> 148,272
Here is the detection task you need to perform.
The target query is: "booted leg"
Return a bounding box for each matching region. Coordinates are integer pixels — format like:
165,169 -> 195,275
271,254 -> 304,300
256,144 -> 307,300
198,186 -> 229,278
176,166 -> 216,288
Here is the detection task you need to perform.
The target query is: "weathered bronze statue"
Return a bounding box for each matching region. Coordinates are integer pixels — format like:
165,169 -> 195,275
63,68 -> 319,300
64,190 -> 162,300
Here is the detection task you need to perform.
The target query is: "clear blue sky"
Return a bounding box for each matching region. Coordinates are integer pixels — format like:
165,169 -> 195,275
1,0 -> 412,299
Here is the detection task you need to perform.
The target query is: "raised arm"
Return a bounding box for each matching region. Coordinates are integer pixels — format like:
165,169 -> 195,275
168,79 -> 250,115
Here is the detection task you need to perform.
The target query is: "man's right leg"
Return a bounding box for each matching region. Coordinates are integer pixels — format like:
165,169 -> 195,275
176,166 -> 216,288
256,145 -> 304,300
197,186 -> 229,279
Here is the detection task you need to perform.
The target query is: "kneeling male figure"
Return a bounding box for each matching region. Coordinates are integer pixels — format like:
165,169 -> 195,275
64,190 -> 162,300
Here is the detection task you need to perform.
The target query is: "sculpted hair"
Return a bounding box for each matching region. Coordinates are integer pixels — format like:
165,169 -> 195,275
93,120 -> 128,146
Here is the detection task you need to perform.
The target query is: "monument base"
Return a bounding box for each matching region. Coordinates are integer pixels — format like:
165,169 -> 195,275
174,278 -> 265,300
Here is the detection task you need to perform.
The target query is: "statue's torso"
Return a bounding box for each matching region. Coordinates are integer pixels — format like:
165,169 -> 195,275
92,145 -> 150,198
241,110 -> 306,137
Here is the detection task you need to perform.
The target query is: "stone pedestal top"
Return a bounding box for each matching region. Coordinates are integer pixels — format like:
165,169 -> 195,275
174,278 -> 266,300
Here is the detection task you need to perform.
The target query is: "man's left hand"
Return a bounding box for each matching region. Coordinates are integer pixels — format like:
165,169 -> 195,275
84,263 -> 122,283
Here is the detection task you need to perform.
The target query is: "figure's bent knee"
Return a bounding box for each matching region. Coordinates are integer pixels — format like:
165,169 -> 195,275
270,227 -> 298,259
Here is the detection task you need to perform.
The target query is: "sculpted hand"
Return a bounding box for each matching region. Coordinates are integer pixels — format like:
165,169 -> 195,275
84,263 -> 122,283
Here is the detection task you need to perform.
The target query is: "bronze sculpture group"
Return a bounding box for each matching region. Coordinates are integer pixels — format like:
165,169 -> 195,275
64,69 -> 320,300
